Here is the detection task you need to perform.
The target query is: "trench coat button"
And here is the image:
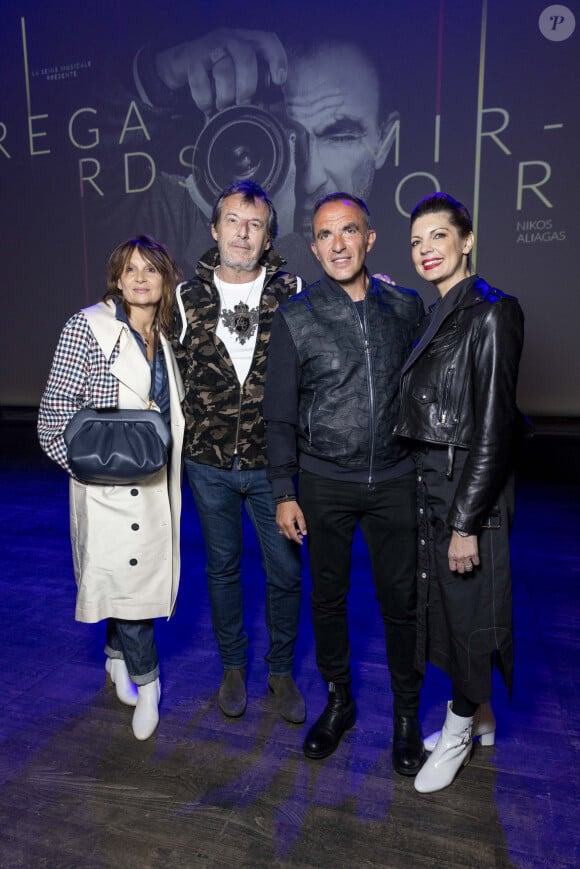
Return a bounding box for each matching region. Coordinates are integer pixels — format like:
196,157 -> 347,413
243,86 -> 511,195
420,538 -> 426,545
419,507 -> 424,515
421,572 -> 427,579
417,475 -> 422,482
131,523 -> 140,531
129,558 -> 138,566
130,488 -> 139,496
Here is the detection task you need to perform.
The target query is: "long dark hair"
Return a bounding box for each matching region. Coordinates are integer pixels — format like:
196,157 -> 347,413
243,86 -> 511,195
104,235 -> 182,336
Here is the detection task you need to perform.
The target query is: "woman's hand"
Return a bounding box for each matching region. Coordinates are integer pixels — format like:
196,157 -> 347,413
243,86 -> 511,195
372,272 -> 395,285
448,530 -> 480,574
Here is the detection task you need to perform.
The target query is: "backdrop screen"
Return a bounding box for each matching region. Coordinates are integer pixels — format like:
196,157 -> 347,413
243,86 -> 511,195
1,0 -> 578,415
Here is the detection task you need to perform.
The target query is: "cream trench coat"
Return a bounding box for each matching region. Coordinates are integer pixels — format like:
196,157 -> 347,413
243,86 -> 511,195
39,300 -> 185,623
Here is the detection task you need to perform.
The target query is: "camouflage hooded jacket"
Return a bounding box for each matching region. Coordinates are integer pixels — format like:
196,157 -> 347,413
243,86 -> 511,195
173,246 -> 300,469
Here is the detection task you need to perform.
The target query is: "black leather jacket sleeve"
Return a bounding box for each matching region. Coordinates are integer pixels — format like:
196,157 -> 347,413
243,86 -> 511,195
448,297 -> 524,531
397,278 -> 524,533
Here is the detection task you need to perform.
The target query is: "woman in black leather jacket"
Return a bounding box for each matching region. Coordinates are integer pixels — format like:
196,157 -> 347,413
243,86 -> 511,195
395,193 -> 524,793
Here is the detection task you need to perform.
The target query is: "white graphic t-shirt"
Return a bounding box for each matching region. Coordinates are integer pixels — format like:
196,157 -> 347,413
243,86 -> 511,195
215,266 -> 266,384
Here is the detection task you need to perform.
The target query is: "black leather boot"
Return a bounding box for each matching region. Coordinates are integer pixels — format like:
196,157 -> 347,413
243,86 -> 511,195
303,682 -> 356,760
392,714 -> 427,776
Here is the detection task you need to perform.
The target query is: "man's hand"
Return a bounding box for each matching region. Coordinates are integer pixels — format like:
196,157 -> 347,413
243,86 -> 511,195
276,500 -> 307,545
155,28 -> 288,116
448,531 -> 480,574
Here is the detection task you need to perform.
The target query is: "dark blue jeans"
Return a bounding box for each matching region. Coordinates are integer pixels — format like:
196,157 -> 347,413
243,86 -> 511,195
105,618 -> 158,685
185,459 -> 302,674
299,469 -> 422,716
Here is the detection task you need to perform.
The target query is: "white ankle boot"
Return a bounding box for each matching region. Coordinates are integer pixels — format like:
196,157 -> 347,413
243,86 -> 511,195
132,678 -> 161,741
423,701 -> 496,752
414,701 -> 474,793
105,657 -> 138,707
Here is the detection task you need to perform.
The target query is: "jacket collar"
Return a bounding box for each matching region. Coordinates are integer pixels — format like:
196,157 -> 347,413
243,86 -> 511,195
195,246 -> 288,286
402,275 -> 486,374
82,300 -> 152,403
82,299 -> 125,360
314,270 -> 372,301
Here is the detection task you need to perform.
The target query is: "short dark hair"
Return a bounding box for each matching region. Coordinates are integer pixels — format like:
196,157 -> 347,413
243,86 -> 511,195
211,180 -> 278,241
311,192 -> 373,236
410,192 -> 472,239
104,235 -> 181,336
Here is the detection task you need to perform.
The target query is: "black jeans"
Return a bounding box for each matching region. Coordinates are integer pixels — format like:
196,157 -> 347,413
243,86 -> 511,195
299,470 -> 422,716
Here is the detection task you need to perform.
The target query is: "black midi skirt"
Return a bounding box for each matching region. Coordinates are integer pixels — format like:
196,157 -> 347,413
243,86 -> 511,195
414,445 -> 514,703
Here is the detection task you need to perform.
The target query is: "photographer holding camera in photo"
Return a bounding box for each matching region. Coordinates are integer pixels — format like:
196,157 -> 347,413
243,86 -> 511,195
131,27 -> 398,281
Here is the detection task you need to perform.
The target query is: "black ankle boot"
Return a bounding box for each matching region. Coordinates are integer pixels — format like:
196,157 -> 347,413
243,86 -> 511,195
303,682 -> 356,760
392,714 -> 427,776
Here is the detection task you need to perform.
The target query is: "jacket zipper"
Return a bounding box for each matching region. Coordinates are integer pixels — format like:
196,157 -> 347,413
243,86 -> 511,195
440,367 -> 455,425
353,296 -> 376,485
233,386 -> 243,455
230,273 -> 268,458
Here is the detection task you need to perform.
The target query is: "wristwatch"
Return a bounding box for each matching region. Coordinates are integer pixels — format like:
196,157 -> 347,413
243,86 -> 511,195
454,528 -> 470,537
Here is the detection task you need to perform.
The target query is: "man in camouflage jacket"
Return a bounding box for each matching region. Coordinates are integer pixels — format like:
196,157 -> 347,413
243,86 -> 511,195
172,180 -> 305,724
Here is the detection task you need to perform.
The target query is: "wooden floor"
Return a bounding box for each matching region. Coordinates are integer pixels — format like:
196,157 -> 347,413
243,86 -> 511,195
0,419 -> 578,868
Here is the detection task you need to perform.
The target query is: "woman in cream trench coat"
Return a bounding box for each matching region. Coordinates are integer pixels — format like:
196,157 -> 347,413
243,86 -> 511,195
68,300 -> 184,623
39,235 -> 184,741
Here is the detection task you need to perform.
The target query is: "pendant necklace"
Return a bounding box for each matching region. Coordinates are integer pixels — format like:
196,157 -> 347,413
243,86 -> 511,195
215,266 -> 261,343
128,315 -> 156,358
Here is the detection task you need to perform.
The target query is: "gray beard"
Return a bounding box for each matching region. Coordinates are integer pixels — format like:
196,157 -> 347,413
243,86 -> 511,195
219,252 -> 261,273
